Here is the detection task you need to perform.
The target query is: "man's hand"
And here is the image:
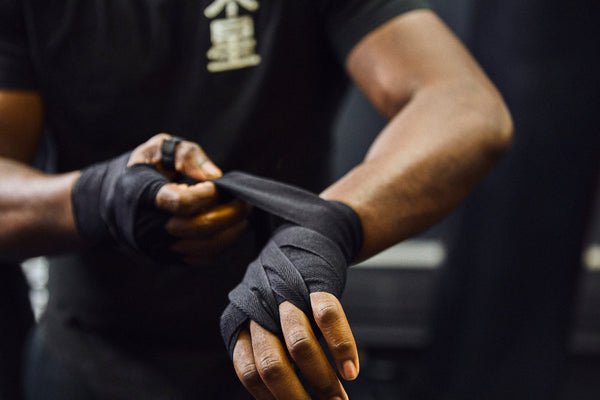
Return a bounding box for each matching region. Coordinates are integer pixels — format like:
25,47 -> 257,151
163,197 -> 251,265
72,133 -> 250,265
233,292 -> 359,400
209,172 -> 363,399
129,133 -> 251,264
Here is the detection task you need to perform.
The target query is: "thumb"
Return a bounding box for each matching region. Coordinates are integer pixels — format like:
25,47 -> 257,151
175,141 -> 223,180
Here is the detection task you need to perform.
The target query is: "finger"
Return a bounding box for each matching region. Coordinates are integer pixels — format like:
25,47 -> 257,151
310,292 -> 359,381
250,321 -> 310,400
172,219 -> 249,263
233,329 -> 277,400
155,181 -> 219,215
165,199 -> 250,235
279,301 -> 348,400
128,133 -> 171,166
174,140 -> 222,180
127,133 -> 222,180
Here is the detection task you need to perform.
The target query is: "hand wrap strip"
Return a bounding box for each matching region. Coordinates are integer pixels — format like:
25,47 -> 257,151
71,154 -> 175,262
213,172 -> 363,357
73,161 -> 362,356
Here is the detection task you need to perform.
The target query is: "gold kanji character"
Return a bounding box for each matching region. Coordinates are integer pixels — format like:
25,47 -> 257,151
204,0 -> 259,19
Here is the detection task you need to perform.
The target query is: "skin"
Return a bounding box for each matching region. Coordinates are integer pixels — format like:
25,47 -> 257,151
0,8 -> 513,400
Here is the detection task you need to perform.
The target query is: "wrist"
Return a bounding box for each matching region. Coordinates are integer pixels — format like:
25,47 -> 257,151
71,154 -> 130,242
321,200 -> 363,264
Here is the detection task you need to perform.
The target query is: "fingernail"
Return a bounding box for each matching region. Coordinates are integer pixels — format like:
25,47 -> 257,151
203,163 -> 222,179
342,360 -> 358,380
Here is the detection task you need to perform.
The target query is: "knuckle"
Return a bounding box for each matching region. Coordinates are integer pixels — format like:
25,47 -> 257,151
159,189 -> 183,211
133,134 -> 170,164
286,328 -> 313,357
178,141 -> 193,155
179,142 -> 199,160
168,192 -> 183,210
330,338 -> 354,355
199,182 -> 218,199
313,300 -> 340,325
154,132 -> 170,140
237,362 -> 262,386
146,133 -> 168,145
256,354 -> 286,382
151,133 -> 170,149
174,191 -> 194,211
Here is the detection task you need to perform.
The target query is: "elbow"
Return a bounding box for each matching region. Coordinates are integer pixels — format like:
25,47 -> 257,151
485,95 -> 514,160
468,85 -> 514,162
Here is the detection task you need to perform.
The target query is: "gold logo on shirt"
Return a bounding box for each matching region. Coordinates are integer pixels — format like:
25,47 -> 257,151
204,0 -> 262,72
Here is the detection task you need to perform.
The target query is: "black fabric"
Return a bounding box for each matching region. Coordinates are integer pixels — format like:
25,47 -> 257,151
221,226 -> 348,356
0,263 -> 34,400
213,171 -> 362,262
317,0 -> 430,61
211,172 -> 363,357
24,323 -> 253,400
72,154 -> 177,263
0,0 -> 35,89
24,326 -> 96,400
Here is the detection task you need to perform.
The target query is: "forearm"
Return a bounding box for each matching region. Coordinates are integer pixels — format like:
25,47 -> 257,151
0,157 -> 84,262
321,82 -> 513,261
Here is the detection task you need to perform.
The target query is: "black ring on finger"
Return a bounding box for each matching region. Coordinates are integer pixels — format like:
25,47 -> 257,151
160,136 -> 183,172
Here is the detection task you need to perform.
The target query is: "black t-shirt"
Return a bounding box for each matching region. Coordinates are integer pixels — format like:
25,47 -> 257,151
1,0 -> 428,349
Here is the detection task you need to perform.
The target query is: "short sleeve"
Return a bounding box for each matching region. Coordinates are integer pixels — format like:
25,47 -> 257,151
317,0 -> 430,62
0,0 -> 36,89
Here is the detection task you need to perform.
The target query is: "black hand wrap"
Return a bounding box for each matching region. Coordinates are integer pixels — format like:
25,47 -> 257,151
71,153 -> 176,262
213,172 -> 363,358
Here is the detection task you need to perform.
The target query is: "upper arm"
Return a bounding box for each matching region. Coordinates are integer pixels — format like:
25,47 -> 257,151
0,90 -> 43,163
345,9 -> 503,119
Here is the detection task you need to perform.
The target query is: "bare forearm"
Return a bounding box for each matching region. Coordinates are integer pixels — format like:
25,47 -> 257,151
0,158 -> 84,262
321,82 -> 513,261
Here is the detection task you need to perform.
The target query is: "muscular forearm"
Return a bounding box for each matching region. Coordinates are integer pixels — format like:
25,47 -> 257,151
0,157 -> 84,262
321,81 -> 513,261
322,10 -> 513,261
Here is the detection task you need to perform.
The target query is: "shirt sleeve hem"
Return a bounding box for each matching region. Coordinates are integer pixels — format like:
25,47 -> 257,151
332,0 -> 430,63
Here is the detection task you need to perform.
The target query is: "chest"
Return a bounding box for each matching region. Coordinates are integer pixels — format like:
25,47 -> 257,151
24,0 -> 321,85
